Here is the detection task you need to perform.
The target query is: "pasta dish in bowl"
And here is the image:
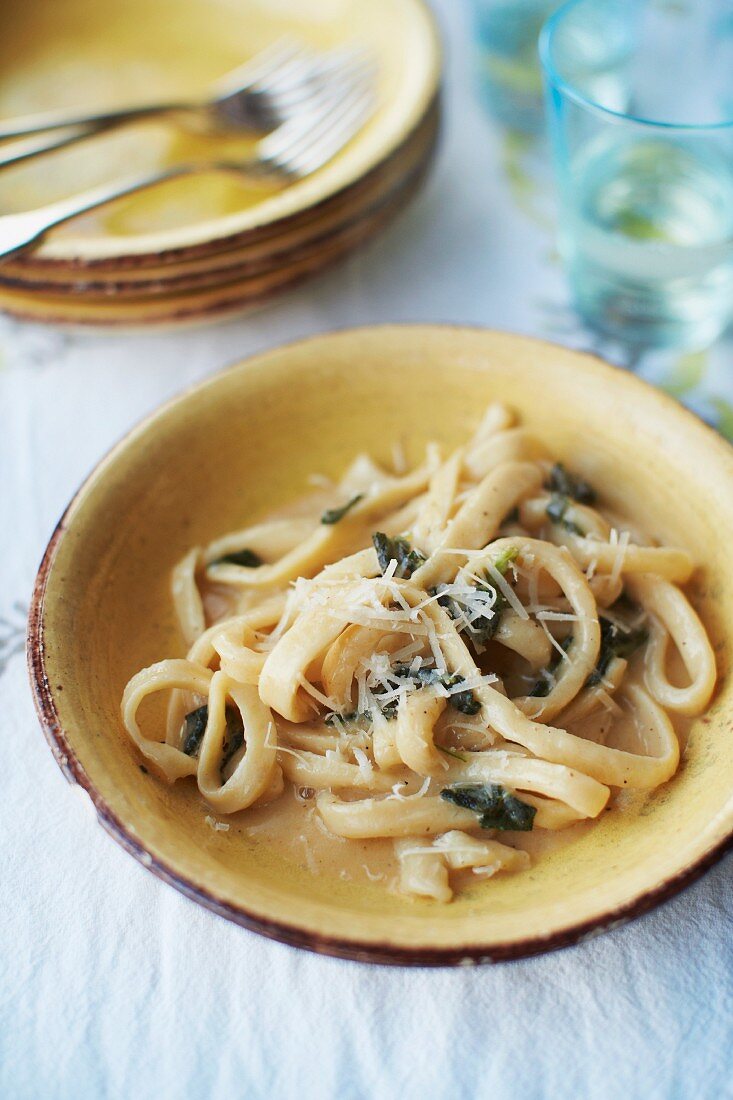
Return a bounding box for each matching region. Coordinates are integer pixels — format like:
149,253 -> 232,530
121,403 -> 715,904
29,327 -> 733,961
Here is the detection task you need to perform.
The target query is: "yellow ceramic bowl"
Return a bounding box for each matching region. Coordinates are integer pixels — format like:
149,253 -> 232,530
28,327 -> 733,964
0,0 -> 439,267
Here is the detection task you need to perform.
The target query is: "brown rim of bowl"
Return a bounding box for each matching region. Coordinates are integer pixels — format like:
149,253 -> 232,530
0,106 -> 439,299
9,6 -> 442,272
0,143 -> 435,328
26,326 -> 733,965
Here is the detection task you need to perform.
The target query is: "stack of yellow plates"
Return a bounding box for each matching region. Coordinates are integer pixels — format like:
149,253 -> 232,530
0,0 -> 440,325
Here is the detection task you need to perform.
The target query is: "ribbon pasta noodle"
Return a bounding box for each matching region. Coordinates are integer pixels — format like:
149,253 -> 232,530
121,404 -> 716,903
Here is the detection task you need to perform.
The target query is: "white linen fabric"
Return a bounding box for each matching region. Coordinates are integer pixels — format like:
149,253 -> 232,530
1,3 -> 732,1097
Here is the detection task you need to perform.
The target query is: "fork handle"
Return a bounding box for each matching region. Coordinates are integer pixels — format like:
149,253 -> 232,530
0,39 -> 302,141
0,161 -> 255,262
0,123 -> 110,169
0,102 -> 194,141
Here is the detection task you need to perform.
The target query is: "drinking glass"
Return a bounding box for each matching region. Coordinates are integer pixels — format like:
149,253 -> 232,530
540,0 -> 733,350
470,0 -> 562,133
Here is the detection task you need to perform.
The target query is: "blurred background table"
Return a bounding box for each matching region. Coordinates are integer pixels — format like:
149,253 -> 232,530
1,2 -> 732,1097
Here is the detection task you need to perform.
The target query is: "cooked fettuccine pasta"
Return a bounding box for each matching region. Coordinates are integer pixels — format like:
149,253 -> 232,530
121,403 -> 716,902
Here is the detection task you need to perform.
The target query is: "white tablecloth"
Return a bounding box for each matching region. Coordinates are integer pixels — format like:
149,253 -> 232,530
2,3 -> 732,1097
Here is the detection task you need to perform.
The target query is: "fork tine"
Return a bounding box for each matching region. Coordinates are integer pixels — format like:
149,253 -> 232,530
287,87 -> 375,175
265,53 -> 376,112
284,70 -> 373,147
249,49 -> 331,95
249,44 -> 372,101
255,76 -> 362,163
211,39 -> 307,99
259,74 -> 375,177
304,45 -> 374,85
213,41 -> 375,135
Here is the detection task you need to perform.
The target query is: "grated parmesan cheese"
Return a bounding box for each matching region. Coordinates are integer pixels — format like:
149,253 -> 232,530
351,746 -> 374,780
388,776 -> 431,801
472,863 -> 502,877
295,674 -> 340,712
482,562 -> 529,620
422,610 -> 447,672
595,688 -> 625,717
266,724 -> 309,762
536,615 -> 571,662
608,528 -> 631,589
390,638 -> 425,664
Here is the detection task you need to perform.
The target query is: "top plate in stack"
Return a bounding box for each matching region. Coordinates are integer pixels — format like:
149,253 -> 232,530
0,0 -> 440,325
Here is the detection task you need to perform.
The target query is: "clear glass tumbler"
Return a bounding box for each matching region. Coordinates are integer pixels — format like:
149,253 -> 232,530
470,0 -> 562,134
540,0 -> 733,350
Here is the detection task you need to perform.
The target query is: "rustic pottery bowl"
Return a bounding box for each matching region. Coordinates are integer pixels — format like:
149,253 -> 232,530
0,0 -> 439,269
29,326 -> 733,964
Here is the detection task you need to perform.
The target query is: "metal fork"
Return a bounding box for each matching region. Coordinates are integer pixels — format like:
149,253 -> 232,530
0,73 -> 375,262
0,40 -> 370,169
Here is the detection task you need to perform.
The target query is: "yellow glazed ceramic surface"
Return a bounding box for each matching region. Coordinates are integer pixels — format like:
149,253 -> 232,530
0,0 -> 439,262
29,327 -> 733,964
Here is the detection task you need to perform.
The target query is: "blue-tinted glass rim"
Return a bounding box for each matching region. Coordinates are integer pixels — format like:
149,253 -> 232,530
538,0 -> 733,132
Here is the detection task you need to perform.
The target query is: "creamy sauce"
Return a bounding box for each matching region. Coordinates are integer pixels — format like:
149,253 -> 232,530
188,487 -> 696,896
239,786 -> 402,892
